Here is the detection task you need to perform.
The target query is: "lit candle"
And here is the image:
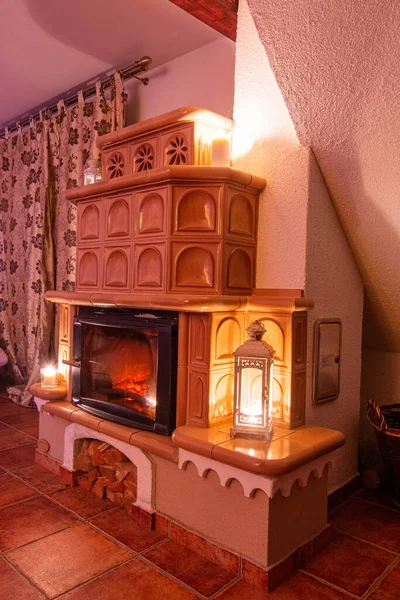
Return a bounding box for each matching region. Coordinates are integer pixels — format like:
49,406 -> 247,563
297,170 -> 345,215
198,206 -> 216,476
40,366 -> 58,388
211,132 -> 231,167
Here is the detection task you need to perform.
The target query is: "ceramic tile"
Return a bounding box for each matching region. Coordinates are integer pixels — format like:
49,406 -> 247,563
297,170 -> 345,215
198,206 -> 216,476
144,539 -> 237,596
212,436 -> 316,476
0,495 -> 77,551
0,428 -> 36,451
16,464 -> 66,493
302,530 -> 395,596
369,562 -> 400,599
90,508 -> 167,552
48,485 -> 113,518
61,558 -> 197,599
17,423 -> 39,438
170,521 -> 238,573
1,410 -> 39,428
0,473 -> 37,507
330,497 -> 400,553
0,557 -> 43,600
357,487 -> 397,511
217,571 -> 350,599
0,402 -> 28,418
0,443 -> 37,471
6,523 -> 131,599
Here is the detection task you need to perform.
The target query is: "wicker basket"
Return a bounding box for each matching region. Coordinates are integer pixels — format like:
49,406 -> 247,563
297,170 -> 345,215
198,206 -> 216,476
367,399 -> 400,508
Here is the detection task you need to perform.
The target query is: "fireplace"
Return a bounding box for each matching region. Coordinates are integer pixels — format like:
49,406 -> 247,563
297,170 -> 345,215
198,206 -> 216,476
69,307 -> 178,435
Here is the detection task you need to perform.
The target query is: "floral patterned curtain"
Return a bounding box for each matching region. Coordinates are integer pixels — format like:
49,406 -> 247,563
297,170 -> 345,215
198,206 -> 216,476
0,73 -> 126,403
49,74 -> 126,293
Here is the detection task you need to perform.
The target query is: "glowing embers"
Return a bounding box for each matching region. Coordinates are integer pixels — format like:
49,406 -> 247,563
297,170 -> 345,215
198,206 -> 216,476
80,323 -> 158,420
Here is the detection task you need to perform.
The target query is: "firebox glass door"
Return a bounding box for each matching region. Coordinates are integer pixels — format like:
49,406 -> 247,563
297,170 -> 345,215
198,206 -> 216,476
80,323 -> 158,420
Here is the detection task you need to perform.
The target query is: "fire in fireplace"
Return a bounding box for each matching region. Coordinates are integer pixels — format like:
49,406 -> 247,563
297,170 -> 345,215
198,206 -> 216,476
68,307 -> 178,435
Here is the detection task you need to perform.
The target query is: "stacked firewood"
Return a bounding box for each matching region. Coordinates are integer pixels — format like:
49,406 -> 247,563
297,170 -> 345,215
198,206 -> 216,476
74,439 -> 137,510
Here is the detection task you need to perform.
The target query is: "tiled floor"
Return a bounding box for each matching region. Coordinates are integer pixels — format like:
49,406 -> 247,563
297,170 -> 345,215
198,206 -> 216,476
0,394 -> 400,599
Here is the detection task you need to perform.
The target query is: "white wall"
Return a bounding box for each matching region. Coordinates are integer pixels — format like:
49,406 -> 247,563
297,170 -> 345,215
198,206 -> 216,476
234,0 -> 364,492
305,153 -> 363,491
124,38 -> 235,125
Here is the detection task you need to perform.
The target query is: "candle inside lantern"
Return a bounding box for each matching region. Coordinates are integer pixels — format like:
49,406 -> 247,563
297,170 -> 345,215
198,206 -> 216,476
40,366 -> 58,388
211,131 -> 231,167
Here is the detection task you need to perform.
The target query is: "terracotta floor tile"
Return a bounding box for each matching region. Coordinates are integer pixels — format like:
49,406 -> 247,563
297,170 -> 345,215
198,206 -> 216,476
7,523 -> 131,599
90,508 -> 167,552
16,464 -> 66,493
330,497 -> 400,553
217,572 -> 350,599
0,473 -> 37,507
0,427 -> 36,450
0,495 -> 77,551
0,402 -> 29,418
48,485 -> 113,518
369,562 -> 400,599
0,443 -> 37,470
18,423 -> 39,438
302,530 -> 395,596
357,487 -> 398,511
0,421 -> 11,430
0,393 -> 10,403
0,557 -> 43,600
144,539 -> 236,596
62,558 -> 197,600
1,410 -> 39,428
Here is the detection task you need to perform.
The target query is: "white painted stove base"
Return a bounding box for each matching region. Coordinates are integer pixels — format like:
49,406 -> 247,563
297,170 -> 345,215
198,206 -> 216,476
63,423 -> 154,513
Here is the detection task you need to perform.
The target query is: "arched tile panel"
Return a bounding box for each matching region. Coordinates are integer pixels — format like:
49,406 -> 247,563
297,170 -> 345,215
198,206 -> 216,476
137,247 -> 163,288
104,249 -> 129,288
175,247 -> 214,288
107,198 -> 130,238
229,194 -> 253,237
80,204 -> 100,241
78,251 -> 99,287
215,317 -> 241,360
177,190 -> 216,232
139,193 -> 164,235
226,248 -> 252,289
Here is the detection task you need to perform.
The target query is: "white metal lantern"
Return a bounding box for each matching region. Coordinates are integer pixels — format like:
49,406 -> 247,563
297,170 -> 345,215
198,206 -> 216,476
83,158 -> 102,185
231,321 -> 275,441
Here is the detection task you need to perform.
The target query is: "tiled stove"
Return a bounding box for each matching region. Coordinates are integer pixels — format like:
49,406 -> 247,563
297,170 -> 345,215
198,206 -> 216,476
32,107 -> 345,592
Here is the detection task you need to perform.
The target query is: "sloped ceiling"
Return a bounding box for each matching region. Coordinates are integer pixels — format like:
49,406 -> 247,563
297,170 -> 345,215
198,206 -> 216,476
246,0 -> 400,352
0,0 -> 221,127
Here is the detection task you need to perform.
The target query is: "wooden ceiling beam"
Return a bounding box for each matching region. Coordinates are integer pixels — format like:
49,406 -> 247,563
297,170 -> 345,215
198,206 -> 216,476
168,0 -> 237,41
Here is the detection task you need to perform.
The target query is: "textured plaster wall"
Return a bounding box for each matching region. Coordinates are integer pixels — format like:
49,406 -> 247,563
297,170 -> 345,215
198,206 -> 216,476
245,0 -> 400,451
232,0 -> 308,289
234,1 -> 363,491
124,38 -> 235,125
305,154 -> 363,491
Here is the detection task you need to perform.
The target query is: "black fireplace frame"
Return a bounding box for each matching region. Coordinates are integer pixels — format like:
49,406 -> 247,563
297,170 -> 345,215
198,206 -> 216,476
69,307 -> 178,436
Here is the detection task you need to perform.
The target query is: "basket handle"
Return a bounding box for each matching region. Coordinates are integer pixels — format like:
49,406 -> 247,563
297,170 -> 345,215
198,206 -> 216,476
367,399 -> 388,431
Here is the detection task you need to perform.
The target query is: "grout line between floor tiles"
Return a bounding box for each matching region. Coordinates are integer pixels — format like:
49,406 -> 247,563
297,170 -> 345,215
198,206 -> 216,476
0,491 -> 40,511
360,555 -> 400,600
208,576 -> 242,599
138,554 -> 209,599
355,495 -> 400,515
51,556 -> 135,599
331,527 -> 400,557
1,549 -> 50,599
298,569 -> 360,599
4,522 -> 79,555
0,440 -> 39,453
0,418 -> 39,441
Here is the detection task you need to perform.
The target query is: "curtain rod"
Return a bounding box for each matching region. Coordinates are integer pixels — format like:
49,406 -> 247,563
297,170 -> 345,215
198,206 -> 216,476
0,56 -> 152,138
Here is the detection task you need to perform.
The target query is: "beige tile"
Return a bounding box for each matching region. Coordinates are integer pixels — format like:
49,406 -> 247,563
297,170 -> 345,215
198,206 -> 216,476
212,436 -> 317,476
173,424 -> 231,458
290,426 -> 345,456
